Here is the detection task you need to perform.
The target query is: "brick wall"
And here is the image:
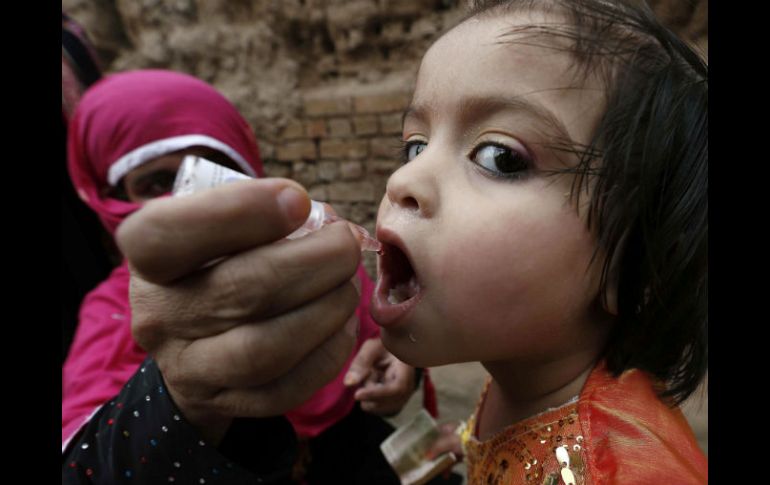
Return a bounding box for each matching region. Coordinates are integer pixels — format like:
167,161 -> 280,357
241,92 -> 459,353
268,90 -> 411,273
63,0 -> 707,276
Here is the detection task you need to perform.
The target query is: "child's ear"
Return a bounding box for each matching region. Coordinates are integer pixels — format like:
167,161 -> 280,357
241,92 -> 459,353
603,281 -> 618,316
600,239 -> 624,317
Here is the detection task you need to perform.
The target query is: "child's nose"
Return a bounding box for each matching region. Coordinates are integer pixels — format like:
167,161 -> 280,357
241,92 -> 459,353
385,157 -> 437,217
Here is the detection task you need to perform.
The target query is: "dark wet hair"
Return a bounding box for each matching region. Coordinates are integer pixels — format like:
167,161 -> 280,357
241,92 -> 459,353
468,0 -> 707,405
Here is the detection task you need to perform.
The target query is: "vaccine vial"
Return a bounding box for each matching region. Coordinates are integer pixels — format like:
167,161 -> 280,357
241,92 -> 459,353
173,155 -> 382,253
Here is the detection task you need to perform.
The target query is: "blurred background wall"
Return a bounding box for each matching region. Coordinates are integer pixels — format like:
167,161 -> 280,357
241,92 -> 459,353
62,0 -> 708,466
61,0 -> 707,277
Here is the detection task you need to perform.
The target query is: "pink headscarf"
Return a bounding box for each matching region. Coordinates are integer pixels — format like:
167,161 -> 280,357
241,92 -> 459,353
67,69 -> 263,235
62,69 -> 380,447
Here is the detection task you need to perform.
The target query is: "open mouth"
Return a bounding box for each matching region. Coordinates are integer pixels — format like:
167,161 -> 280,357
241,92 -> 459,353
371,233 -> 424,327
381,242 -> 421,304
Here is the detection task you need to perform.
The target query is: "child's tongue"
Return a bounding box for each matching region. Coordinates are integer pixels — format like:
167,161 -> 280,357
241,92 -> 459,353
380,240 -> 421,305
387,276 -> 421,304
372,241 -> 424,327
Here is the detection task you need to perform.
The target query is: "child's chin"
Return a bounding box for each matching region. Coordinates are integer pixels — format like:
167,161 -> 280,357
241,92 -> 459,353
380,330 -> 447,368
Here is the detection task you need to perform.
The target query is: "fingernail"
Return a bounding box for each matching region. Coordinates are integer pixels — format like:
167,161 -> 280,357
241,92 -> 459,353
346,221 -> 365,245
344,371 -> 358,386
345,315 -> 359,338
277,185 -> 309,224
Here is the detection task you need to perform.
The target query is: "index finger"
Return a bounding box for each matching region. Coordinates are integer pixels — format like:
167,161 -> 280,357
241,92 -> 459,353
343,338 -> 383,386
116,178 -> 311,284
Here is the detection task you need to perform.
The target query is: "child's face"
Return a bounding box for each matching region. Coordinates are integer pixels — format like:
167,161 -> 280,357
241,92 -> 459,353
372,12 -> 611,367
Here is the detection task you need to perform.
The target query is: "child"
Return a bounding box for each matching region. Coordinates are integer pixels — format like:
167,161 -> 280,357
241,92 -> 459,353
62,69 -> 426,484
370,1 -> 707,483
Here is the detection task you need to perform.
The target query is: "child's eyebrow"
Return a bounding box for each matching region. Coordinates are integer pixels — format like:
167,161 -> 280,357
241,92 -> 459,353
403,95 -> 572,142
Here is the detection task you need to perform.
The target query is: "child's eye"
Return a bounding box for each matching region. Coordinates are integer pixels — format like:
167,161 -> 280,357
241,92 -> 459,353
470,143 -> 531,179
401,141 -> 427,163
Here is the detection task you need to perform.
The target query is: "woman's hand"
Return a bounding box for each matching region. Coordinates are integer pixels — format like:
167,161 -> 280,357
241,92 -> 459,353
116,179 -> 362,444
344,337 -> 417,416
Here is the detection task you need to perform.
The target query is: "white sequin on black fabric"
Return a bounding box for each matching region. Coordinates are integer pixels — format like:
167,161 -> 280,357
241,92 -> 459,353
61,358 -> 296,484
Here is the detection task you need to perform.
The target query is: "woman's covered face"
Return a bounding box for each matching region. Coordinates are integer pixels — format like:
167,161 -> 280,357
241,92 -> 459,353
119,147 -> 243,203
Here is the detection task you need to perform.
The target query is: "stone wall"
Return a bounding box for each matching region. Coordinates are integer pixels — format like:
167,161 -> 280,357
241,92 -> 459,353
63,0 -> 707,275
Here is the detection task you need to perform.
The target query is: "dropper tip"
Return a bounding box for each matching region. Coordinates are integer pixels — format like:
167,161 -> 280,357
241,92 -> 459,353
348,224 -> 382,253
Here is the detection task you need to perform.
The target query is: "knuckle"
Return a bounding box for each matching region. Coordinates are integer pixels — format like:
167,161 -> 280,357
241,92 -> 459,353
231,324 -> 288,386
130,315 -> 159,350
339,282 -> 361,314
131,285 -> 201,345
210,265 -> 257,320
160,344 -> 199,390
264,377 -> 318,416
320,223 -> 361,274
251,244 -> 282,280
313,283 -> 360,335
206,255 -> 277,320
336,225 -> 363,272
129,288 -> 167,349
158,360 -> 185,389
239,332 -> 280,383
212,389 -> 259,417
318,337 -> 355,381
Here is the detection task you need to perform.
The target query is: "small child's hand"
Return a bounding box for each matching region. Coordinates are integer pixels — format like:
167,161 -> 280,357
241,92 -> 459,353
344,337 -> 416,416
425,421 -> 465,463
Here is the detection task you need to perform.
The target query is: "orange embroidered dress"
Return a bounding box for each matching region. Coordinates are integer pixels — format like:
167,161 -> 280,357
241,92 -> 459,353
462,361 -> 707,484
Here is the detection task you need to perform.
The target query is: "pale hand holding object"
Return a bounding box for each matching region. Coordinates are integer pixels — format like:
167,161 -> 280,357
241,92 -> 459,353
380,410 -> 462,485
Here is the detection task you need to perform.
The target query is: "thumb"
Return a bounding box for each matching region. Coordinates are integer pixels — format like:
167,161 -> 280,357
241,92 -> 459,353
425,422 -> 464,461
343,338 -> 382,386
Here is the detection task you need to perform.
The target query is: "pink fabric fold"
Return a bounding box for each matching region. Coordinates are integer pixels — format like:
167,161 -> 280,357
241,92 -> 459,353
66,69 -> 263,236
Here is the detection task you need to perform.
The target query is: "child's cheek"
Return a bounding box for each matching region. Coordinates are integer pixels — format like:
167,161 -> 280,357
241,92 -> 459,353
434,230 -> 523,308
